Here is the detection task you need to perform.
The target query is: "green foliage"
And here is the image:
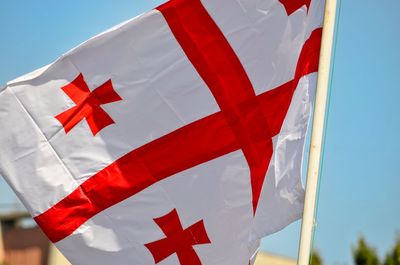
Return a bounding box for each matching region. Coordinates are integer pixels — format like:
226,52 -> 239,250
353,237 -> 380,265
384,238 -> 400,265
311,250 -> 323,265
308,235 -> 400,265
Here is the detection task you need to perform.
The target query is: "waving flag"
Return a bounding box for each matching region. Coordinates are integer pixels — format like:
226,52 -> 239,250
0,0 -> 326,264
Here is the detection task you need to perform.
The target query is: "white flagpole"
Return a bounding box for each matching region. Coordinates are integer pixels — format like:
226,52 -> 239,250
297,0 -> 337,265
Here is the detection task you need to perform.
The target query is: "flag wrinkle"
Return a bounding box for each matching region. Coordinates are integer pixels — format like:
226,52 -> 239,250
2,88 -> 80,216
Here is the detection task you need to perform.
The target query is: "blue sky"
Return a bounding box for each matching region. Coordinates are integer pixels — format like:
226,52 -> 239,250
0,1 -> 399,265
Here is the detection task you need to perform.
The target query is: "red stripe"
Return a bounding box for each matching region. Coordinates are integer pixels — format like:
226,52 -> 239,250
34,12 -> 322,243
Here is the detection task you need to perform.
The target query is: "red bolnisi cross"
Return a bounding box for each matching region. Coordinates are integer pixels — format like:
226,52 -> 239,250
55,74 -> 122,136
145,209 -> 211,265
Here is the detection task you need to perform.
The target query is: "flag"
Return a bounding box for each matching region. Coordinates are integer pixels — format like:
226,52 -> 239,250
0,0 -> 325,264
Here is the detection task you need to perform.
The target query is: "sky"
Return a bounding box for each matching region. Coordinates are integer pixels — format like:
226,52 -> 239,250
0,1 -> 399,265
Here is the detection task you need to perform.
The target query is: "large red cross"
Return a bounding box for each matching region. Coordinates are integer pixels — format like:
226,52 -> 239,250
145,209 -> 211,265
35,0 -> 322,244
55,74 -> 122,135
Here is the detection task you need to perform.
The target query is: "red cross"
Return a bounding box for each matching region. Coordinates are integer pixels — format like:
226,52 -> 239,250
160,0 -> 275,214
278,0 -> 312,15
145,209 -> 211,265
35,0 -> 322,244
55,74 -> 122,135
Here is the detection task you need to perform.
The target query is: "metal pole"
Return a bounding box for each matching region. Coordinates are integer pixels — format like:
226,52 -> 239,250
297,0 -> 337,264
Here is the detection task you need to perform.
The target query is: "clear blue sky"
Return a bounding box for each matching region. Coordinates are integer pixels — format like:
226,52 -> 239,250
0,1 -> 399,265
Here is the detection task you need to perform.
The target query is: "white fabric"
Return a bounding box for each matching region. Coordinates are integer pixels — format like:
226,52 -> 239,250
0,0 -> 325,264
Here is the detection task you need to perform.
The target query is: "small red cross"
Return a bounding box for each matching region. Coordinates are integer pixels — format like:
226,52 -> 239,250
278,0 -> 311,15
55,73 -> 122,135
145,209 -> 211,265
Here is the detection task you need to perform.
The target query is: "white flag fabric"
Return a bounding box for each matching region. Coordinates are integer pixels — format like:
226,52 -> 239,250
0,0 -> 325,264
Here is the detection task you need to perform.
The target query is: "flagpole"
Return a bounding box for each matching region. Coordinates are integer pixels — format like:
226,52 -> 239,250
297,0 -> 337,265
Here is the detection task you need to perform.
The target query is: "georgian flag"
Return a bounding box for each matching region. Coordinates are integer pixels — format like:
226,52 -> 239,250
0,0 -> 325,264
